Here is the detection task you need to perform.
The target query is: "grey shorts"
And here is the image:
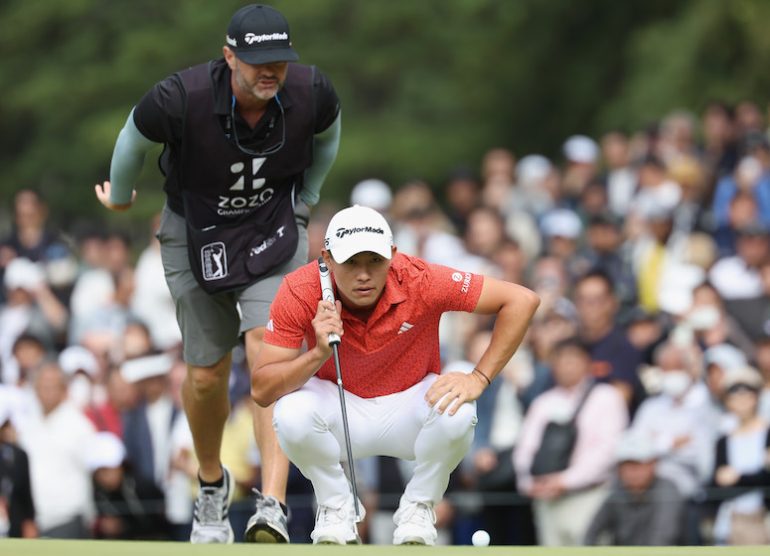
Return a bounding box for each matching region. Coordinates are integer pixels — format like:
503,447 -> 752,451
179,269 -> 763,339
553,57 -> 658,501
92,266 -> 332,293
157,202 -> 309,367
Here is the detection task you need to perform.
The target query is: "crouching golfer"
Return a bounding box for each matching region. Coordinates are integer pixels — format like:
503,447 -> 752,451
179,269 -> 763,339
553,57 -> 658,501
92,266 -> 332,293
251,205 -> 539,545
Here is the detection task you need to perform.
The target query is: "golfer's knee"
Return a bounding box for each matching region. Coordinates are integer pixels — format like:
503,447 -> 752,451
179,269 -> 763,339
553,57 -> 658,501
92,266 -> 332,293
186,359 -> 229,398
435,403 -> 477,444
273,393 -> 319,448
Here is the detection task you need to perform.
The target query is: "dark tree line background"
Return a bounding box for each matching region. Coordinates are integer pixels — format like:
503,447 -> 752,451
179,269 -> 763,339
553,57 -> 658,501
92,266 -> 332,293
2,0 -> 770,231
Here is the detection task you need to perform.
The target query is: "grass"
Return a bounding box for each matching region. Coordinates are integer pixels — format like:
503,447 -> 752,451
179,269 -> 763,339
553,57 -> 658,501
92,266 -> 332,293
3,540 -> 770,556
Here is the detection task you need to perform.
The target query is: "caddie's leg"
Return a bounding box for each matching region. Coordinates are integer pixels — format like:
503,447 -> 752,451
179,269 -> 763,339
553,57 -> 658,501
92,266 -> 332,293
183,354 -> 232,481
157,204 -> 242,544
185,353 -> 237,544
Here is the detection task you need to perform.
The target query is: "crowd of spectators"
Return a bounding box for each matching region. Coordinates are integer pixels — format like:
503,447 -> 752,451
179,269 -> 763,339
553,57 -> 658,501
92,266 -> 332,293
3,99 -> 770,545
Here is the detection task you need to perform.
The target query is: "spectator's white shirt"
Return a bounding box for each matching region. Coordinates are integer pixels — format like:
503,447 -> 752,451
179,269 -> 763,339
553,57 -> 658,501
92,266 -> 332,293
18,400 -> 96,531
68,268 -> 115,343
630,383 -> 716,498
708,256 -> 763,300
607,167 -> 638,217
166,412 -> 194,525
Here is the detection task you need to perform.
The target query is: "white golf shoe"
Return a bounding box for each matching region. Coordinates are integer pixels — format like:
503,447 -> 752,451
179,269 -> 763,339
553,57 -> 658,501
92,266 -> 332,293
190,466 -> 235,544
393,499 -> 437,545
311,494 -> 365,545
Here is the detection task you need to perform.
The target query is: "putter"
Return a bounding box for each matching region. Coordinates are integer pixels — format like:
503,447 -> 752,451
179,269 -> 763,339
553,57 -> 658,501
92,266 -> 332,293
318,257 -> 362,522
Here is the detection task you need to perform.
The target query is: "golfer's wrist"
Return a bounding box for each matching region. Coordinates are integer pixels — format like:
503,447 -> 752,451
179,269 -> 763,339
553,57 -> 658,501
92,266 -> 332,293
472,367 -> 492,388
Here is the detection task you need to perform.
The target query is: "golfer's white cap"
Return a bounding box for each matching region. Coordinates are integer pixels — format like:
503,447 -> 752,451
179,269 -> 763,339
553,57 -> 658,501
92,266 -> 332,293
324,205 -> 394,264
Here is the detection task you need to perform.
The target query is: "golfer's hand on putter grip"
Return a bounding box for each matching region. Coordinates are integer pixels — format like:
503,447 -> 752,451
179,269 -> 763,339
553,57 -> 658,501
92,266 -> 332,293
312,299 -> 343,357
425,370 -> 487,416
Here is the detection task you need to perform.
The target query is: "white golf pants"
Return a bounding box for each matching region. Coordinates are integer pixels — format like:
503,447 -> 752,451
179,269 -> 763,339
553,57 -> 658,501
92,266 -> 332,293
273,374 -> 477,509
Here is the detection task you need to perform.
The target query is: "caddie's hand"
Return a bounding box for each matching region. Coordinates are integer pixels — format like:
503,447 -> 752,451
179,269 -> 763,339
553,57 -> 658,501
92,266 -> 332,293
425,371 -> 486,416
312,299 -> 343,356
95,181 -> 136,211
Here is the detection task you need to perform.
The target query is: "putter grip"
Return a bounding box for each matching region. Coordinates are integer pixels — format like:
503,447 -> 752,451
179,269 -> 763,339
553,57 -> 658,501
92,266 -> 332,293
318,258 -> 341,345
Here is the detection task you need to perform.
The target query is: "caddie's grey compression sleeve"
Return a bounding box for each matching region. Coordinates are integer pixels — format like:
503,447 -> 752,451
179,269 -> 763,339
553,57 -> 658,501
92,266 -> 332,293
300,112 -> 341,206
108,108 -> 159,205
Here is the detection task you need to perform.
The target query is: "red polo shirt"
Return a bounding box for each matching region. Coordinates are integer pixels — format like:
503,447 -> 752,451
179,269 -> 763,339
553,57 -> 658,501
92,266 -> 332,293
264,253 -> 484,398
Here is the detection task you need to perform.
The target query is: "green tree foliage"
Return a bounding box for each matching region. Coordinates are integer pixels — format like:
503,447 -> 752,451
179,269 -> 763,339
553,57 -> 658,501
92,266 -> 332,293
0,0 -> 766,227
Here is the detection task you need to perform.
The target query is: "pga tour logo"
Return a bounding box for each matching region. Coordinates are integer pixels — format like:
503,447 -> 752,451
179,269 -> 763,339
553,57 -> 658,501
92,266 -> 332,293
202,242 -> 228,281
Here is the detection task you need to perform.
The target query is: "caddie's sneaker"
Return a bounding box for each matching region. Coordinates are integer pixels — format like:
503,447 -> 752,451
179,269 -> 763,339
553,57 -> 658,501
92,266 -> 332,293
190,466 -> 234,544
244,489 -> 290,543
310,494 -> 365,545
393,499 -> 437,545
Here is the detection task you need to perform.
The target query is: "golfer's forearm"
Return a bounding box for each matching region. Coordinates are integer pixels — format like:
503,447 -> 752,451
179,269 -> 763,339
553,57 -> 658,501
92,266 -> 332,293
299,112 -> 341,206
251,346 -> 330,407
108,109 -> 158,204
476,287 -> 540,381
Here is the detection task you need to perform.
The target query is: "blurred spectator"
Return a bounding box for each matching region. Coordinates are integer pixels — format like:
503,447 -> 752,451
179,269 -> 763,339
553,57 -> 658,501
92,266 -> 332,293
507,154 -> 554,218
561,135 -> 599,207
165,358 -> 195,540
86,431 -> 169,540
0,258 -> 68,383
442,168 -> 480,235
130,214 -> 182,351
463,206 -> 507,262
121,354 -> 180,494
69,232 -> 134,345
58,345 -> 102,412
756,338 -> 770,423
709,221 -> 769,301
682,281 -> 755,357
7,334 -> 47,390
390,179 -> 461,264
584,430 -> 685,546
711,367 -> 770,545
625,309 -> 668,367
540,208 -> 590,282
350,178 -> 393,214
599,131 -> 638,218
0,189 -> 74,305
725,260 -> 770,341
490,239 -> 527,286
703,343 -> 749,431
658,110 -> 699,164
712,156 -> 770,242
669,155 -> 711,236
87,367 -> 137,438
480,148 -> 516,211
18,363 -> 96,537
515,338 -> 627,546
584,212 -> 637,314
701,101 -> 740,193
0,403 -> 36,538
630,340 -> 715,543
573,270 -> 646,415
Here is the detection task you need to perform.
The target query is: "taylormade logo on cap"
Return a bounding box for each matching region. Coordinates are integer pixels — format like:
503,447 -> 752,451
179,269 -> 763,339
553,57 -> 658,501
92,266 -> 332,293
335,226 -> 385,239
245,32 -> 288,44
325,206 -> 394,264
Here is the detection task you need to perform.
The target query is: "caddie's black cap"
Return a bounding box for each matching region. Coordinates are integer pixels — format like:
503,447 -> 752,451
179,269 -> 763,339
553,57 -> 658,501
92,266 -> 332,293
226,4 -> 299,65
